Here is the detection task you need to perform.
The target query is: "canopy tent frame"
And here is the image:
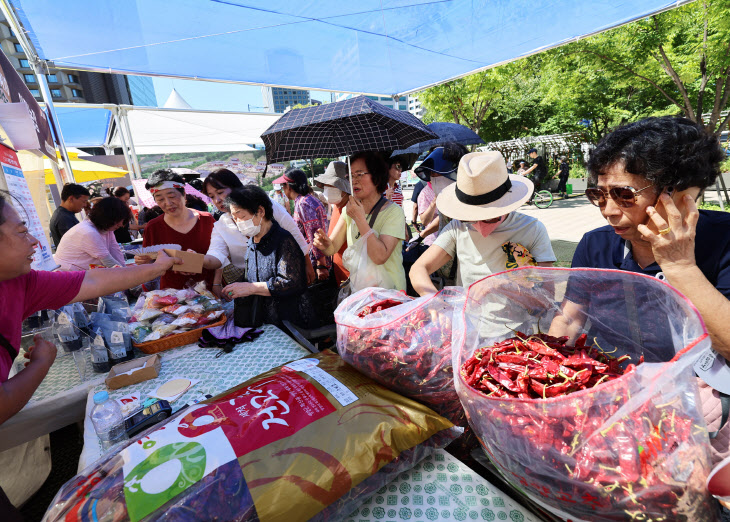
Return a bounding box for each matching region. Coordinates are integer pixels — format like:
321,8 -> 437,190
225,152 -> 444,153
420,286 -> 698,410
0,0 -> 74,185
4,0 -> 697,99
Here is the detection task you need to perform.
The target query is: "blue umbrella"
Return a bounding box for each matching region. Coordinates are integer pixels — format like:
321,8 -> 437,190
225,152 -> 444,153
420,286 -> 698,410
261,96 -> 437,164
391,122 -> 485,157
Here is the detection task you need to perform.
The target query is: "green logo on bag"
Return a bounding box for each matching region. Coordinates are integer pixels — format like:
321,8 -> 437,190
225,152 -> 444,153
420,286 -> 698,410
124,442 -> 207,521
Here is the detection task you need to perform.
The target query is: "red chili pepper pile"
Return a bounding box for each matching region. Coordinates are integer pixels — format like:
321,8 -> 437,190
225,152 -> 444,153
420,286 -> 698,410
460,333 -> 713,519
340,299 -> 464,425
461,332 -> 640,399
356,299 -> 405,318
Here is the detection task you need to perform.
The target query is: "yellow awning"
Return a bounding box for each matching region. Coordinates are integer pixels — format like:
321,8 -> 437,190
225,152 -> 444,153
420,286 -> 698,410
41,155 -> 128,184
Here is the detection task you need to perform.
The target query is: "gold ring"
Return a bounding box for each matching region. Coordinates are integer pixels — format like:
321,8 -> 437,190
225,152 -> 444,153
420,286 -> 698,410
658,226 -> 671,235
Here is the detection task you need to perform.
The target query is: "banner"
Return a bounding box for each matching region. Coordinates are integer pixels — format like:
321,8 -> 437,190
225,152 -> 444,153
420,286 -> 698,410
0,144 -> 57,271
0,49 -> 55,160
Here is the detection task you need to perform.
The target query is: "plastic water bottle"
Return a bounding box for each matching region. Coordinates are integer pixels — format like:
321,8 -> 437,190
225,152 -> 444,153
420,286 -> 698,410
91,391 -> 126,450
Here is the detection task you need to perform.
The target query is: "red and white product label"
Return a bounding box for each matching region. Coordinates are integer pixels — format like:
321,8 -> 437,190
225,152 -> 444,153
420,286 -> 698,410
177,371 -> 335,457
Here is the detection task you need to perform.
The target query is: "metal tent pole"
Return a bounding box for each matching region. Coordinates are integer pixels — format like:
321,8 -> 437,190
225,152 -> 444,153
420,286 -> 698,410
0,0 -> 75,184
111,107 -> 135,176
119,108 -> 142,179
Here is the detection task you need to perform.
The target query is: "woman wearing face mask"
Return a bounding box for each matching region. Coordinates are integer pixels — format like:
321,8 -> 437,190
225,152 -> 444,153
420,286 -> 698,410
222,185 -> 316,328
313,151 -> 407,292
410,151 -> 556,296
134,169 -> 216,289
314,161 -> 352,285
200,169 -> 311,302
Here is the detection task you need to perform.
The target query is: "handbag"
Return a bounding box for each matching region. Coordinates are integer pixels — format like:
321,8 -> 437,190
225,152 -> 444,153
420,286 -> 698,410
338,197 -> 390,303
233,247 -> 264,328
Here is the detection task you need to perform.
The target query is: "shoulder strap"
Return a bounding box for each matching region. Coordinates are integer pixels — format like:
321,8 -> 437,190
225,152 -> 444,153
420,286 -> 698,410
710,392 -> 730,439
368,197 -> 387,229
0,332 -> 18,362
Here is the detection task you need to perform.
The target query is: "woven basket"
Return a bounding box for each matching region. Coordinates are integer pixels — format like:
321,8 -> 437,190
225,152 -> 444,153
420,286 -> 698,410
132,316 -> 227,354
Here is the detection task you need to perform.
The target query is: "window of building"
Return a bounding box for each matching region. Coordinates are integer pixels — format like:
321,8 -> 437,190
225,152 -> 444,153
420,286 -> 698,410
399,105 -> 407,110
71,89 -> 83,98
23,74 -> 35,84
29,89 -> 40,98
14,43 -> 23,53
51,89 -> 62,98
19,59 -> 30,68
46,74 -> 58,83
67,74 -> 78,83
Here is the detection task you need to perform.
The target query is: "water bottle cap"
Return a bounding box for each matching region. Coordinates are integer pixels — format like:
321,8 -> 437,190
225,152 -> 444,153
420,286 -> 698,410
93,391 -> 109,404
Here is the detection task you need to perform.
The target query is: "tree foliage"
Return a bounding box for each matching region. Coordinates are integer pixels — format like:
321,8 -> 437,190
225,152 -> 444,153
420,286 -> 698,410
418,0 -> 730,143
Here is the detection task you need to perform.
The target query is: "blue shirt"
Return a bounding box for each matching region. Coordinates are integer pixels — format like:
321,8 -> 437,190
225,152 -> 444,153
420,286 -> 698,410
567,209 -> 730,362
572,209 -> 730,299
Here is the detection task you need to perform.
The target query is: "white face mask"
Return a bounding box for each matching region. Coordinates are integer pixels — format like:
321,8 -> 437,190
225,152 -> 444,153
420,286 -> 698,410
323,186 -> 343,204
236,214 -> 261,238
430,175 -> 454,195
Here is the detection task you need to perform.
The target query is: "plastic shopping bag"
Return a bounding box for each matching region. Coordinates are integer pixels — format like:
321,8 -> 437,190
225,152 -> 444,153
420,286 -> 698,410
342,229 -> 395,294
336,287 -> 467,425
453,267 -> 715,521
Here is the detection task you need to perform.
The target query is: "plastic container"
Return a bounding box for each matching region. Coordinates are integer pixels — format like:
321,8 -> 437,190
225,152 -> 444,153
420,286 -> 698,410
90,391 -> 126,450
90,330 -> 111,373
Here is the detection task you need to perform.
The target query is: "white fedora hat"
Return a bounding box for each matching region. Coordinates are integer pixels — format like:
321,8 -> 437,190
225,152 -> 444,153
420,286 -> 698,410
436,151 -> 533,221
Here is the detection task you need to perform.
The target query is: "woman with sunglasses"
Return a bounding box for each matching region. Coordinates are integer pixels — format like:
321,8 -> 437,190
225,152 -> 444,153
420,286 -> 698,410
552,116 -> 730,463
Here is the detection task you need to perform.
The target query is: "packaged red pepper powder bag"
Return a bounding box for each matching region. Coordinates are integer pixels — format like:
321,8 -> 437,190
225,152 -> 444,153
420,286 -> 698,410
42,351 -> 458,522
453,267 -> 716,521
335,287 -> 467,425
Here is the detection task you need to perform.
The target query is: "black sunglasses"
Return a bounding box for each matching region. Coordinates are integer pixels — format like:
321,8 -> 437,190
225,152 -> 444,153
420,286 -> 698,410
585,185 -> 654,208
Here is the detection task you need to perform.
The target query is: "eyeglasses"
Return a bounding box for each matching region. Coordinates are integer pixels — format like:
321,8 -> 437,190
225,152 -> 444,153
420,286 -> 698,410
351,171 -> 371,180
584,185 -> 654,208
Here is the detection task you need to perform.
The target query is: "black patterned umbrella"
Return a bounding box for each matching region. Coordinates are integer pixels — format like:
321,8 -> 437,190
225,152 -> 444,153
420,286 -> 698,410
261,95 -> 437,163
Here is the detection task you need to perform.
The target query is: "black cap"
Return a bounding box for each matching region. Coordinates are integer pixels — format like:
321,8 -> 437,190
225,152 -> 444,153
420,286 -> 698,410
528,148 -> 538,154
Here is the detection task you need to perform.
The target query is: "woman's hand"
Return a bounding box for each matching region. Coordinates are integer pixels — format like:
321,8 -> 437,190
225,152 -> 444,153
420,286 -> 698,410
223,282 -> 254,299
385,185 -> 394,201
346,197 -> 367,224
637,193 -> 698,275
24,335 -> 57,369
313,228 -> 333,256
152,249 -> 181,272
134,254 -> 154,265
212,284 -> 231,302
316,267 -> 329,281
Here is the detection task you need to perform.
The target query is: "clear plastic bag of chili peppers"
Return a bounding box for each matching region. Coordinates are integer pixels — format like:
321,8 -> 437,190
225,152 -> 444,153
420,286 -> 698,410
453,267 -> 716,521
335,287 -> 467,425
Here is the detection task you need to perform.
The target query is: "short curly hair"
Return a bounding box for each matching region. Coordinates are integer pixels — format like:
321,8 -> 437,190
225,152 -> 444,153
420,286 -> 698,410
587,116 -> 725,191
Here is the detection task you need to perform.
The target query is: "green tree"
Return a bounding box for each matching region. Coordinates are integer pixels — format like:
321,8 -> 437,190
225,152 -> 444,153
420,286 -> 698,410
564,0 -> 730,135
419,63 -> 525,132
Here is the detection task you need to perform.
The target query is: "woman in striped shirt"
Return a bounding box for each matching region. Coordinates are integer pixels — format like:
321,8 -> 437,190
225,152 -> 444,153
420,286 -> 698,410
385,156 -> 405,207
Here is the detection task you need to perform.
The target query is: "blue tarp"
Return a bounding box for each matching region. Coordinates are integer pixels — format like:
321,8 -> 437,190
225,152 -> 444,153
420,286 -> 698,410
10,0 -> 689,96
53,106 -> 111,147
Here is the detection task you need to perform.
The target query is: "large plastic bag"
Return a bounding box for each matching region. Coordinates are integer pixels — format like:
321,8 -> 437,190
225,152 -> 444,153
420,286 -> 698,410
336,287 -> 466,425
453,267 -> 715,521
342,229 -> 395,293
42,350 -> 458,522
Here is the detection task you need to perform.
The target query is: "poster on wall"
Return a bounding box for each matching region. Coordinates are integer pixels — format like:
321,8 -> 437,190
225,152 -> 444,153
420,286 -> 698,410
0,144 -> 56,271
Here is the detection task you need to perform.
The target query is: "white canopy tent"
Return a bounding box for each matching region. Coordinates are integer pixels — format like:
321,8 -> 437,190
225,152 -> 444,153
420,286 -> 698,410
107,106 -> 278,156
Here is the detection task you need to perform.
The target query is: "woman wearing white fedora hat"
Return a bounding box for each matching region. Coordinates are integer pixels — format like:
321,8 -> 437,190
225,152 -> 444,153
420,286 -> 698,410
410,151 -> 556,296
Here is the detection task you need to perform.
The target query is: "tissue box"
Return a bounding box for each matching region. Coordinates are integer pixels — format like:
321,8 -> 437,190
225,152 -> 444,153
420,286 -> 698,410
106,354 -> 161,390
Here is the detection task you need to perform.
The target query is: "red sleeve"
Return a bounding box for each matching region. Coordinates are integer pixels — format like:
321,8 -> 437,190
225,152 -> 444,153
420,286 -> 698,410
22,270 -> 86,317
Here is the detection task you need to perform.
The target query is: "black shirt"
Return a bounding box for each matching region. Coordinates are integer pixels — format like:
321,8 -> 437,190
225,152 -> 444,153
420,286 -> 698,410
558,161 -> 570,179
530,155 -> 546,180
411,180 -> 426,203
49,206 -> 79,246
246,219 -> 317,329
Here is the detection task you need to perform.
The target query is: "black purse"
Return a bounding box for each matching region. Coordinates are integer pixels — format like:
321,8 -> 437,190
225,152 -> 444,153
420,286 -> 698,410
233,246 -> 265,328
